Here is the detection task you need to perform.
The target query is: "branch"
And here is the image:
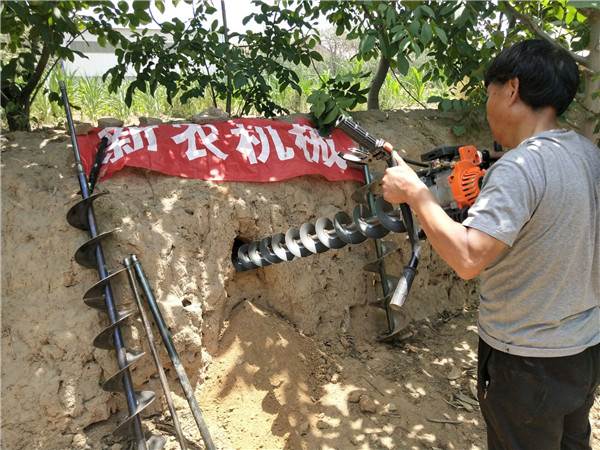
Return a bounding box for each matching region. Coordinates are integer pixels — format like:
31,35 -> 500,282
201,59 -> 218,108
20,41 -> 51,101
503,2 -> 589,67
1,90 -> 11,104
148,6 -> 163,27
311,59 -> 326,84
390,68 -> 428,109
31,30 -> 85,103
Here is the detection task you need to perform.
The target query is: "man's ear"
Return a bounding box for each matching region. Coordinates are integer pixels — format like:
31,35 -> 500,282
507,77 -> 520,105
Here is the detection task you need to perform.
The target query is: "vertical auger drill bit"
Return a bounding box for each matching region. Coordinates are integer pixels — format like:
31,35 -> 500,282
359,165 -> 408,342
61,80 -> 164,450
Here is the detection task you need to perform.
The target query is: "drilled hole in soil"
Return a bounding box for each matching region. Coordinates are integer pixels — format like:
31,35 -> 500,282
231,235 -> 251,268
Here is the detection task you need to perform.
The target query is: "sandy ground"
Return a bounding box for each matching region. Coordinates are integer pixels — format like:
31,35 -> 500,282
197,304 -> 600,450
1,111 -> 598,449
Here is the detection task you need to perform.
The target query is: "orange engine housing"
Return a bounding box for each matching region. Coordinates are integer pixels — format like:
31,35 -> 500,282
448,146 -> 486,208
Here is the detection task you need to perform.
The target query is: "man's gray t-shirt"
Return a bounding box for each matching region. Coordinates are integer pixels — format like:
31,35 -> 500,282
463,129 -> 600,357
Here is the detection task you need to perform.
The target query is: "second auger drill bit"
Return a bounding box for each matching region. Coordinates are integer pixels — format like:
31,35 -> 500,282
359,165 -> 407,341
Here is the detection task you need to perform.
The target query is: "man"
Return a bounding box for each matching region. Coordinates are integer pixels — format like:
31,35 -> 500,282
381,39 -> 600,449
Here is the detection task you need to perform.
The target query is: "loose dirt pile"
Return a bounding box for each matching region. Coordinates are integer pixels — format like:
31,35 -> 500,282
2,110 -> 598,450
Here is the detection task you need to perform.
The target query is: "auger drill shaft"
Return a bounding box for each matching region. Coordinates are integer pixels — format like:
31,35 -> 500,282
233,194 -> 406,272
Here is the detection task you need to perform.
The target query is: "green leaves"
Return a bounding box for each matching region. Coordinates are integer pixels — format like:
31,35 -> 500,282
308,71 -> 369,130
433,25 -> 447,45
408,20 -> 420,37
5,0 -> 598,140
1,0 -> 157,129
307,90 -> 329,117
420,22 -> 433,45
359,34 -> 377,55
568,1 -> 600,9
233,72 -> 247,90
396,54 -> 410,75
419,5 -> 435,18
451,125 -> 466,137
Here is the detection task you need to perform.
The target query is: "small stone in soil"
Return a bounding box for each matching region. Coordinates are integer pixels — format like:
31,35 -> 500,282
359,394 -> 378,413
385,402 -> 398,412
299,421 -> 310,435
348,389 -> 364,403
350,434 -> 365,445
316,419 -> 330,429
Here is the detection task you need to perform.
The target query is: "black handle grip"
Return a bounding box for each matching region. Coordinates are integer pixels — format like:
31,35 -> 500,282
335,115 -> 386,153
88,137 -> 109,193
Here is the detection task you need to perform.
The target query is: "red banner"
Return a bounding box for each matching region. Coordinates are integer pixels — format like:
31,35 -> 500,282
76,118 -> 364,183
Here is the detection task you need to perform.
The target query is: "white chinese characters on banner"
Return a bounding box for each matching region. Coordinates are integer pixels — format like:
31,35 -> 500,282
231,124 -> 295,164
96,122 -> 347,171
98,126 -> 158,164
171,124 -> 228,161
288,124 -> 347,169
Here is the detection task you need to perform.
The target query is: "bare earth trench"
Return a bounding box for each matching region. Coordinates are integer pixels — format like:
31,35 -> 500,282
2,110 -> 598,449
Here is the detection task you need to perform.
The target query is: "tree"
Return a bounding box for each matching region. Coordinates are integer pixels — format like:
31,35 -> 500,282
305,1 -> 496,129
317,1 -> 461,110
311,1 -> 599,142
425,1 -> 600,142
501,1 -> 600,141
105,0 -> 324,118
3,0 -> 597,142
0,1 -> 152,131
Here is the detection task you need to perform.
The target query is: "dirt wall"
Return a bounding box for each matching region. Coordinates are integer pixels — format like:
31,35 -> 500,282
1,110 -> 492,449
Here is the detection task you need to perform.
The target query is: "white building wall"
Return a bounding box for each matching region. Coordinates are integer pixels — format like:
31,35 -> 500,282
63,28 -> 172,78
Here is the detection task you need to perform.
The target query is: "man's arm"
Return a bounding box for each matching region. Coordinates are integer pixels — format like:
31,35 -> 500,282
382,152 -> 507,280
410,189 -> 507,280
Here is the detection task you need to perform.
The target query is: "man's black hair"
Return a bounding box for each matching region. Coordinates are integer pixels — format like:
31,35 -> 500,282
484,39 -> 579,116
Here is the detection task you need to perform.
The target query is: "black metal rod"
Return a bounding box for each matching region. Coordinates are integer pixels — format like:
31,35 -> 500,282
386,153 -> 421,311
130,255 -> 216,450
124,257 -> 188,450
363,165 -> 393,334
60,80 -> 147,450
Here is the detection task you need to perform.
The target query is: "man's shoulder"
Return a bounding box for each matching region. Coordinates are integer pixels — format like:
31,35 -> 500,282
489,145 -> 541,176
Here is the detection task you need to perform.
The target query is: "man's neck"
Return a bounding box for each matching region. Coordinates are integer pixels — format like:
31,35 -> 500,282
509,107 -> 559,148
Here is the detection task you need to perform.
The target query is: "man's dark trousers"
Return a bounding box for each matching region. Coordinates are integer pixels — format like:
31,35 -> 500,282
477,338 -> 600,450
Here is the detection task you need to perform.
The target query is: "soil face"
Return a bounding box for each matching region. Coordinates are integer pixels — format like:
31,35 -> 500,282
1,111 -> 598,449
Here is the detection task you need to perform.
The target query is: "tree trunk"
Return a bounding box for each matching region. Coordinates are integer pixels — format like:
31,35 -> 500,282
4,41 -> 50,132
6,97 -> 31,131
367,56 -> 390,110
582,10 -> 600,144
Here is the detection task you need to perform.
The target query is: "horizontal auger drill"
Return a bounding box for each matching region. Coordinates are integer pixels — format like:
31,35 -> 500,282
234,116 -> 499,340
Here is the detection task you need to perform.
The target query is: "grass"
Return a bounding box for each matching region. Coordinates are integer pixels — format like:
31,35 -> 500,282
28,63 -> 448,127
